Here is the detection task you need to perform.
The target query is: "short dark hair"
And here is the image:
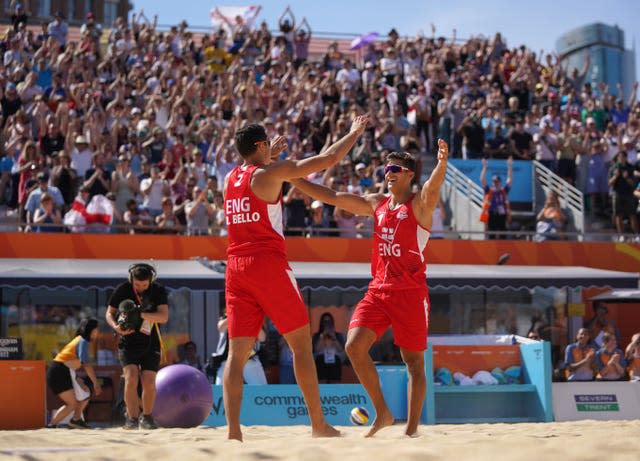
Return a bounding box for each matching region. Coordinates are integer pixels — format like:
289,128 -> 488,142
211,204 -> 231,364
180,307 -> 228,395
387,151 -> 416,173
235,124 -> 267,158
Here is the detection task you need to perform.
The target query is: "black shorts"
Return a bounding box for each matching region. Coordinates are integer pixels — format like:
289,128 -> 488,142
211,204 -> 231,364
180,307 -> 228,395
118,348 -> 161,372
612,193 -> 637,217
47,361 -> 73,395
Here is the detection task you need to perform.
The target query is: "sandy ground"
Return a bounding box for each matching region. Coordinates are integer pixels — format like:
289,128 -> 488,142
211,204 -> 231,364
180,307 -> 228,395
1,420 -> 640,461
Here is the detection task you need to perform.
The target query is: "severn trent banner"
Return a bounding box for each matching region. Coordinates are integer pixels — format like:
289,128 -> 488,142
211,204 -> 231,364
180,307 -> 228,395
552,382 -> 640,421
204,384 -> 372,426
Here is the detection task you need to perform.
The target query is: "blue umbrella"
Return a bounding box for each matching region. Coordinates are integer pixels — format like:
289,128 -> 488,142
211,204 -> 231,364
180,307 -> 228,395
350,32 -> 379,50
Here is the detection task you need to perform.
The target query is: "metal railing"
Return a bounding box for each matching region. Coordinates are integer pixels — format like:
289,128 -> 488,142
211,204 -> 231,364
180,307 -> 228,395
443,162 -> 485,240
532,160 -> 585,240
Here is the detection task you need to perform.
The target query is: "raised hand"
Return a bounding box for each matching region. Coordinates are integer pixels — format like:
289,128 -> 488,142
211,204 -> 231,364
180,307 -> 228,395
350,114 -> 369,136
270,135 -> 288,162
437,138 -> 449,161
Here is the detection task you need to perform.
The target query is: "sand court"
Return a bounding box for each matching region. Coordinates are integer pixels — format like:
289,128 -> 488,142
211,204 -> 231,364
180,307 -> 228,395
1,420 -> 640,461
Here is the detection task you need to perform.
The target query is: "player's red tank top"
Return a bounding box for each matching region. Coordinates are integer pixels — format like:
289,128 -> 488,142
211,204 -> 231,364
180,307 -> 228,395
369,194 -> 431,291
225,164 -> 286,257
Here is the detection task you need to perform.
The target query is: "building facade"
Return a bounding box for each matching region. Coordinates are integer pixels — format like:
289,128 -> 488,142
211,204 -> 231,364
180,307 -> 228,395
556,23 -> 636,99
3,0 -> 130,27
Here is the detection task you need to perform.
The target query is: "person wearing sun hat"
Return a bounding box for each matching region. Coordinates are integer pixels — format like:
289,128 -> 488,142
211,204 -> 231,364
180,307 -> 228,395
70,135 -> 93,180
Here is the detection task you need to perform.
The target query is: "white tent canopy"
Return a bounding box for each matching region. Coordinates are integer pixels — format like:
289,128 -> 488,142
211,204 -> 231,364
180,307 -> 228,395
0,259 -> 636,291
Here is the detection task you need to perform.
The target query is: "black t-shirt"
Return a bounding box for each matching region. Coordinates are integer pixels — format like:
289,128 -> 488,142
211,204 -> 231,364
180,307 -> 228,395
462,121 -> 485,152
84,168 -> 111,198
608,162 -> 635,195
510,130 -> 533,155
108,281 -> 168,352
42,133 -> 65,157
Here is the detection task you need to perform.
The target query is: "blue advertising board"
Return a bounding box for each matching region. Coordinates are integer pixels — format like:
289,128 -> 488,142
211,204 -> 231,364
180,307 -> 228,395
448,159 -> 533,203
203,384 -> 373,427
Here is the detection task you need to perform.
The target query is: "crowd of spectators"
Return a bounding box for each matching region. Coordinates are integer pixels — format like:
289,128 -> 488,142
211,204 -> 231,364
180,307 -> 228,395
1,5 -> 640,239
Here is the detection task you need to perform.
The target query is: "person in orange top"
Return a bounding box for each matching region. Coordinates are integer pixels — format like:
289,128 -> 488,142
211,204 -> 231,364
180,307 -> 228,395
624,333 -> 640,381
46,318 -> 102,428
595,332 -> 627,381
563,328 -> 596,381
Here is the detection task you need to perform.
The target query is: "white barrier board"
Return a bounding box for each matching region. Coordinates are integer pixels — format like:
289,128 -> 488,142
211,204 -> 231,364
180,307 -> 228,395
553,382 -> 640,421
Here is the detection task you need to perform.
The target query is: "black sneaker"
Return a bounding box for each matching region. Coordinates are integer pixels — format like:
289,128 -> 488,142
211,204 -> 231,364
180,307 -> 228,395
69,418 -> 91,429
138,414 -> 158,430
123,416 -> 138,430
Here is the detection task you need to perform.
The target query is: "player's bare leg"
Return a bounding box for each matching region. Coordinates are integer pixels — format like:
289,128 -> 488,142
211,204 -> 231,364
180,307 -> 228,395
223,337 -> 254,441
400,348 -> 426,437
284,325 -> 340,438
346,327 -> 394,437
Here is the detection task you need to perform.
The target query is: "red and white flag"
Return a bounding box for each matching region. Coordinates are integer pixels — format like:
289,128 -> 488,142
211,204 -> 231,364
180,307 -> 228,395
210,5 -> 260,39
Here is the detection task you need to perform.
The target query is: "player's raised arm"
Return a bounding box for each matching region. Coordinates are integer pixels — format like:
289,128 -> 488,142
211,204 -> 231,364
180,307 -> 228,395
416,138 -> 448,216
264,115 -> 369,180
289,178 -> 379,217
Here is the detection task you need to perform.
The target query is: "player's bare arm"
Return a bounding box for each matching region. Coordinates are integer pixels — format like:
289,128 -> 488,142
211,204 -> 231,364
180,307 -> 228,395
289,177 -> 380,217
254,115 -> 369,190
413,138 -> 448,227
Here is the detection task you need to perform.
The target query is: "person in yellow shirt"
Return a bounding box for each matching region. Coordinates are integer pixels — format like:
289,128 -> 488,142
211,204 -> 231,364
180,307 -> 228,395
203,42 -> 234,75
46,318 -> 102,428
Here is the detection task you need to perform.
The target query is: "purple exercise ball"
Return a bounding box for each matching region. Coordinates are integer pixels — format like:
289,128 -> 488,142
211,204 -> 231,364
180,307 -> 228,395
153,364 -> 213,428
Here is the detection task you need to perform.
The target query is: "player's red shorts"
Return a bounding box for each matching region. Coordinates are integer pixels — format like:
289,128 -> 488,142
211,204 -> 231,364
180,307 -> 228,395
225,251 -> 309,338
349,288 -> 430,351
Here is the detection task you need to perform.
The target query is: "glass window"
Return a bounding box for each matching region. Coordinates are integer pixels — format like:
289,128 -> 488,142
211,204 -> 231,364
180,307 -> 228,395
33,0 -> 51,18
0,286 -> 192,364
66,0 -> 75,20
103,0 -> 118,27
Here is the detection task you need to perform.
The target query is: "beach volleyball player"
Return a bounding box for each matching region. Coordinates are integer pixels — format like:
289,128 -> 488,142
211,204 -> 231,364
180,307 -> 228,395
223,115 -> 369,441
290,139 -> 449,436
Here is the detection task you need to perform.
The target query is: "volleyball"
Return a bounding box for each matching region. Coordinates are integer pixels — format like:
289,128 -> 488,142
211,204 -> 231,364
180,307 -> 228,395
349,407 -> 369,425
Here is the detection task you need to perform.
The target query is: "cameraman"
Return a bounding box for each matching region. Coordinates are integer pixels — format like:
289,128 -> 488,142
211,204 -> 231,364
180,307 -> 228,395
106,263 -> 169,430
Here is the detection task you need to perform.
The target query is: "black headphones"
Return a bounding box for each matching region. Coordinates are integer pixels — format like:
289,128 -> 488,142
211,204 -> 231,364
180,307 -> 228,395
128,263 -> 157,284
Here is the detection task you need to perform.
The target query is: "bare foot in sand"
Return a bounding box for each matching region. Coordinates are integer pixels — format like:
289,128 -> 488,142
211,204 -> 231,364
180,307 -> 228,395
312,423 -> 341,438
227,429 -> 243,442
365,409 -> 394,438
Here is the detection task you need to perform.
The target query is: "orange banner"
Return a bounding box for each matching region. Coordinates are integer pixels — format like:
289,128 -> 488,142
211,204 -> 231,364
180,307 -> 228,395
433,345 -> 521,377
0,360 -> 45,429
0,233 -> 639,272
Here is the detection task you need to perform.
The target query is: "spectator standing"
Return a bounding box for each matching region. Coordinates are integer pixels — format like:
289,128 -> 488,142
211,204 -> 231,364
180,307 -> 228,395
83,153 -> 111,200
139,165 -> 170,218
111,155 -> 139,215
533,122 -> 557,171
50,151 -> 77,209
47,11 -> 68,49
480,157 -> 512,239
584,304 -> 621,349
70,136 -> 93,183
184,186 -> 215,236
608,151 -> 639,241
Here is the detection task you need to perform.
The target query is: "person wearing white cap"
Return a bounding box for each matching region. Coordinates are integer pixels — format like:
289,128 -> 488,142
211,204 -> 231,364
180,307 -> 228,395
70,135 -> 93,181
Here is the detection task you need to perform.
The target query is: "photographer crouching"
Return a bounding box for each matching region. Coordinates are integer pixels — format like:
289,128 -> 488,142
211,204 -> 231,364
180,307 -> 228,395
106,263 -> 169,430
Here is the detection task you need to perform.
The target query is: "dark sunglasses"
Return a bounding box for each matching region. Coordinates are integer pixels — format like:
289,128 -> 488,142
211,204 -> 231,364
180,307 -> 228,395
384,164 -> 410,174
